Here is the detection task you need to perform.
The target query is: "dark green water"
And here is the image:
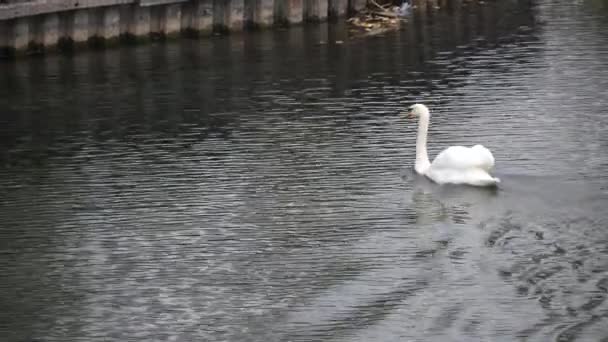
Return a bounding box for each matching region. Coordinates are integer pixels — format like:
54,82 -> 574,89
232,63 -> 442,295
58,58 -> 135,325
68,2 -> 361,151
1,1 -> 607,341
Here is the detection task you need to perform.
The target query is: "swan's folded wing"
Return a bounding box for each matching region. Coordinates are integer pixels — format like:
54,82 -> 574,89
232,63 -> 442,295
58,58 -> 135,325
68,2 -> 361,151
471,144 -> 495,171
431,145 -> 495,171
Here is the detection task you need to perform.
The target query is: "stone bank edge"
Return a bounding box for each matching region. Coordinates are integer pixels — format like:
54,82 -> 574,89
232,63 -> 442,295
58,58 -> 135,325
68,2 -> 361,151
0,0 -> 368,57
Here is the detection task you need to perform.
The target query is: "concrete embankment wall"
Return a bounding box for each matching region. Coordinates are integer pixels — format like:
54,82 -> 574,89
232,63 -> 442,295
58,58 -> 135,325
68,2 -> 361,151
0,0 -> 371,56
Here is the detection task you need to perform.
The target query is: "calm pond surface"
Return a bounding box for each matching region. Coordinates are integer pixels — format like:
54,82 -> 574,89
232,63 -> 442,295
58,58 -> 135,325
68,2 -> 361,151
1,0 -> 608,341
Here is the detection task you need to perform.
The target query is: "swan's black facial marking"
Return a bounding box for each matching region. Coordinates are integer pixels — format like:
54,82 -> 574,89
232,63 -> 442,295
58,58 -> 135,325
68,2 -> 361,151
407,105 -> 418,116
407,105 -> 416,118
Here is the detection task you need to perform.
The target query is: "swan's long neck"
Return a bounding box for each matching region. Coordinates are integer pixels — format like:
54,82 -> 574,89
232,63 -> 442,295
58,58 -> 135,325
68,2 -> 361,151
415,112 -> 431,174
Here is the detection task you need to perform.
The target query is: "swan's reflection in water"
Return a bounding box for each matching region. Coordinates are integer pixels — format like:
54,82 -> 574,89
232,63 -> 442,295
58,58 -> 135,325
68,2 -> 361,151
406,168 -> 499,223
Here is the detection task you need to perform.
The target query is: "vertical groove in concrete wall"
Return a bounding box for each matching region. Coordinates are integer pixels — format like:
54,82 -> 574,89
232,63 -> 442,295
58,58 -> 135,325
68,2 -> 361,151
243,0 -> 253,27
273,0 -> 285,25
42,13 -> 60,47
90,8 -> 104,40
30,14 -> 42,47
0,21 -> 8,50
304,0 -> 328,22
328,0 -> 348,19
212,0 -> 245,32
212,0 -> 227,31
119,5 -> 132,36
57,11 -> 71,46
14,17 -> 29,50
180,0 -> 193,31
150,5 -> 162,35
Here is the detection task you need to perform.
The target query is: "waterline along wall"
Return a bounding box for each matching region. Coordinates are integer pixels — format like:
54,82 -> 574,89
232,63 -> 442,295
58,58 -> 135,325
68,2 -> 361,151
0,0 -> 368,56
0,0 -> 374,56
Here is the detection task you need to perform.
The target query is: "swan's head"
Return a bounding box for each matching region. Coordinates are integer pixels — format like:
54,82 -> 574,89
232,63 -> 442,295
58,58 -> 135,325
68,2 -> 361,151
407,104 -> 430,119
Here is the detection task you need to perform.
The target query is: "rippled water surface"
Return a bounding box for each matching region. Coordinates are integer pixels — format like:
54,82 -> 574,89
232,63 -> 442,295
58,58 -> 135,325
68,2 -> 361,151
1,1 -> 608,341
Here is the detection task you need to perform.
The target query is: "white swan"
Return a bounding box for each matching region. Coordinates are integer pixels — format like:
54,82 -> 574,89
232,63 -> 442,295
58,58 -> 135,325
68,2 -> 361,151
407,103 -> 500,187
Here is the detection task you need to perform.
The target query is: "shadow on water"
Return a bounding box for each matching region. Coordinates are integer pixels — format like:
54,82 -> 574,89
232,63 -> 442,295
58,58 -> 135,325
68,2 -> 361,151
1,0 -> 608,341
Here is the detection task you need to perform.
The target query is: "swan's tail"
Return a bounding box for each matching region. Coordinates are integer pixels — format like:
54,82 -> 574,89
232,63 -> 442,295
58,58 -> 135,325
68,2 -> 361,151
469,170 -> 500,187
474,177 -> 500,187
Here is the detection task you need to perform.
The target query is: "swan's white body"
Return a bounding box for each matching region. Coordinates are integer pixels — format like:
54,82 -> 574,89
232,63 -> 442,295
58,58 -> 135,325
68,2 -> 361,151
409,104 -> 500,187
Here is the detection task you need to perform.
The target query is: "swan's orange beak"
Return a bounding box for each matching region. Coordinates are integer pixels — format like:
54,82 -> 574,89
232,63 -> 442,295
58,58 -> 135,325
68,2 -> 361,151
407,111 -> 415,119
